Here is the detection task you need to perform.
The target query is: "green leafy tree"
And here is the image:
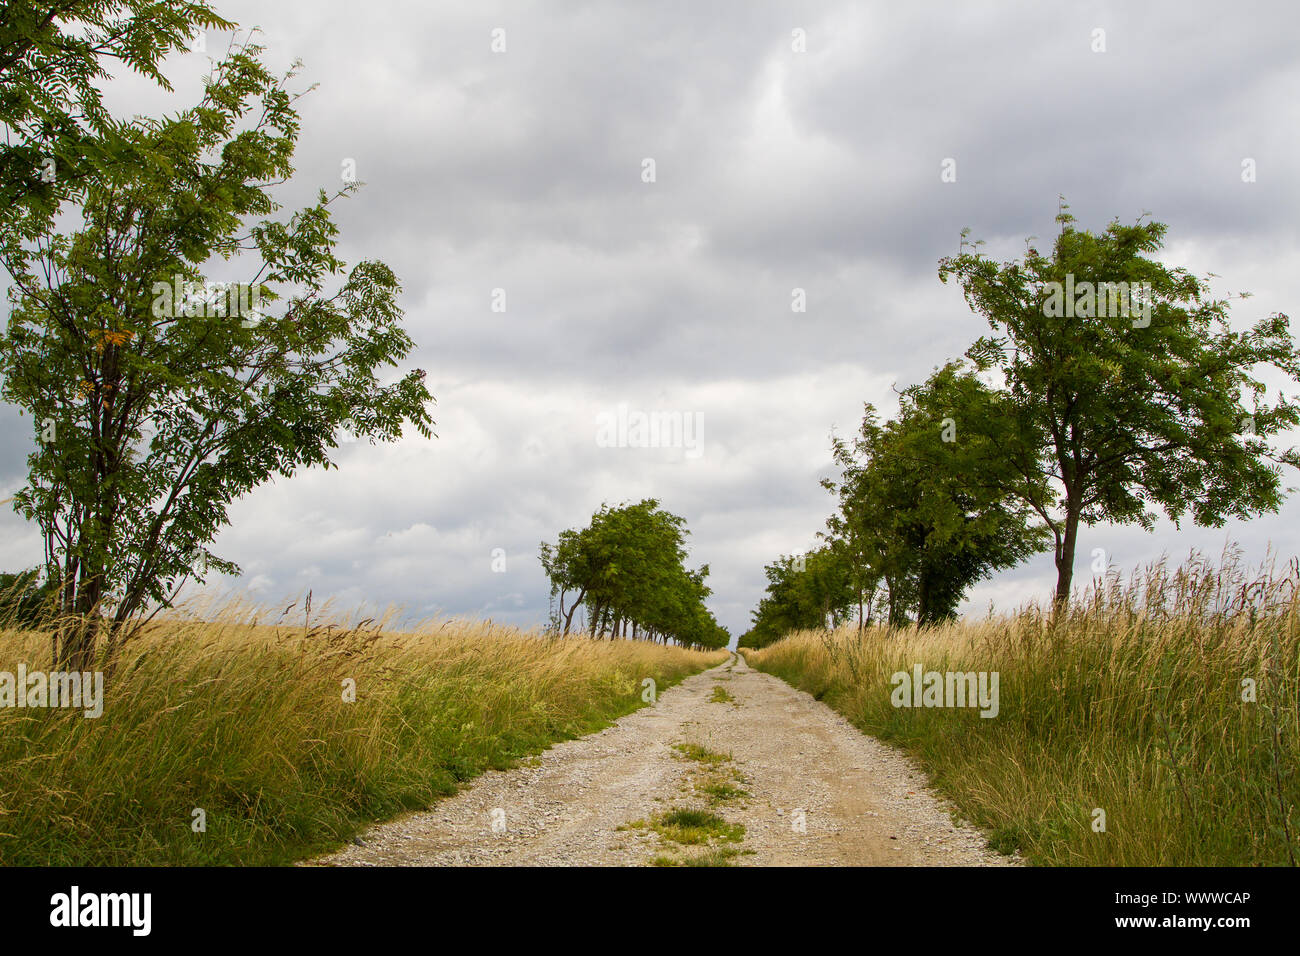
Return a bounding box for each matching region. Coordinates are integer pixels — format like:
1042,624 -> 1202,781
539,499 -> 726,649
539,522 -> 604,636
821,364 -> 1048,625
940,203 -> 1300,605
0,1 -> 233,241
741,545 -> 853,648
820,515 -> 883,632
822,409 -> 913,626
0,567 -> 60,628
0,40 -> 434,668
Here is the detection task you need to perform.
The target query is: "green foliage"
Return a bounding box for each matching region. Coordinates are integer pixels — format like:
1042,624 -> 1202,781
740,546 -> 853,648
0,37 -> 434,666
823,363 -> 1050,626
750,202 -> 1300,643
939,204 -> 1300,603
0,1 -> 234,243
0,568 -> 59,627
540,499 -> 729,650
747,362 -> 1046,642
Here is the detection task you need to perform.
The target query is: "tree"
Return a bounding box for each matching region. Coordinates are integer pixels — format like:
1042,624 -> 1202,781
0,1 -> 233,241
820,514 -> 882,632
0,567 -> 59,628
0,39 -> 434,668
539,524 -> 601,636
940,203 -> 1300,606
823,364 -> 1049,625
539,499 -> 727,650
741,545 -> 853,648
822,409 -> 912,627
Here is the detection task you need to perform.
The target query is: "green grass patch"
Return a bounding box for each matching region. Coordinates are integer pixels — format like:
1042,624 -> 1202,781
651,846 -> 749,867
696,779 -> 748,804
628,807 -> 745,846
672,742 -> 732,766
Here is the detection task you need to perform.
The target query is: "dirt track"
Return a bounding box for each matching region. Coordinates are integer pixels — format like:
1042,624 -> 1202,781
308,653 -> 1017,866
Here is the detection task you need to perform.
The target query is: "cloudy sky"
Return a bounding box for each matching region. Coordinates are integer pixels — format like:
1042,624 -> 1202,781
3,0 -> 1299,639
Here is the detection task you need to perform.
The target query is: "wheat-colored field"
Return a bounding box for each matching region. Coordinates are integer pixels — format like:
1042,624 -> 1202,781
744,553 -> 1300,866
0,600 -> 725,865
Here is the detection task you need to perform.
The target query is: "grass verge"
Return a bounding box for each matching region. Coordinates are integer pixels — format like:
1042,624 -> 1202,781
0,602 -> 725,865
742,552 -> 1300,866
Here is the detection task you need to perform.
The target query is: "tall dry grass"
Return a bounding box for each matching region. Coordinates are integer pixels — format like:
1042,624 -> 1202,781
743,549 -> 1300,866
0,598 -> 725,865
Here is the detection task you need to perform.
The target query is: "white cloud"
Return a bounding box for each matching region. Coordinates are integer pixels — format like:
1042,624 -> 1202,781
2,0 -> 1299,636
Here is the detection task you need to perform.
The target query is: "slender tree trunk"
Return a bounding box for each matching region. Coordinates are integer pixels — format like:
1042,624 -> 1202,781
1054,493 -> 1081,611
562,586 -> 587,636
917,570 -> 931,627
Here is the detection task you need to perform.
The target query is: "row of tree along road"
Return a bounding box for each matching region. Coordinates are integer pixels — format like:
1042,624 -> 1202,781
539,499 -> 730,651
742,205 -> 1300,647
2,8 -> 1296,663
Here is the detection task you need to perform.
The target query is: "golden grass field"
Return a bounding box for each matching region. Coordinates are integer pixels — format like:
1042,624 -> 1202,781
0,599 -> 725,865
744,552 -> 1300,866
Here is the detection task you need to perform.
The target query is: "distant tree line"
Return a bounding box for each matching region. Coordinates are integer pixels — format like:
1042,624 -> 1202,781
539,499 -> 730,651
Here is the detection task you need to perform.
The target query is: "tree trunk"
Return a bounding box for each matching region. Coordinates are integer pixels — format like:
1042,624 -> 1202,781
1054,493 -> 1081,611
917,569 -> 932,626
55,618 -> 99,671
562,587 -> 587,635
58,575 -> 103,672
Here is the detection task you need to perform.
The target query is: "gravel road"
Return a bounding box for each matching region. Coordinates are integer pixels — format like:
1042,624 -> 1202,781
307,653 -> 1018,866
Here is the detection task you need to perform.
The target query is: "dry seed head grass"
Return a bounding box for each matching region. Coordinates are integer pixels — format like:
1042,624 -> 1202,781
743,548 -> 1300,866
0,595 -> 725,865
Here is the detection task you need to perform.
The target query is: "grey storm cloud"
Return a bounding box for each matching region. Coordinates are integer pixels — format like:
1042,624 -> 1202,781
3,0 -> 1300,637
